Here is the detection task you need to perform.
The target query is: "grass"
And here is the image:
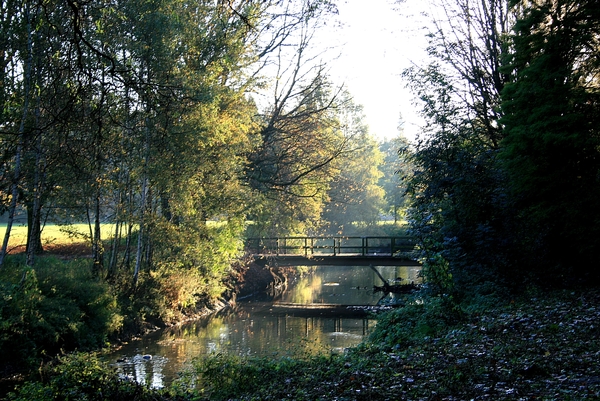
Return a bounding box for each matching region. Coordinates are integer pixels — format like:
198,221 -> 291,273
0,223 -> 117,254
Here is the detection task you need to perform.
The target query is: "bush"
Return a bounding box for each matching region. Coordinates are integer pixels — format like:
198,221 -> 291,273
368,294 -> 463,349
0,256 -> 123,371
123,219 -> 245,325
176,352 -> 346,401
8,353 -> 174,401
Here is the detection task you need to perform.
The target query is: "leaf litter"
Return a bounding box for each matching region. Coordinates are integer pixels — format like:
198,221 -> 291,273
219,288 -> 600,400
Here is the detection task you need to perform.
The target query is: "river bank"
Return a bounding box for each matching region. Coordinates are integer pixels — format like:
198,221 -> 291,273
112,260 -> 281,341
0,249 -> 282,398
5,286 -> 600,400
175,285 -> 600,400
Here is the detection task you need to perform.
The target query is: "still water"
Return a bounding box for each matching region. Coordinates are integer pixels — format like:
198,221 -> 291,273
105,264 -> 420,388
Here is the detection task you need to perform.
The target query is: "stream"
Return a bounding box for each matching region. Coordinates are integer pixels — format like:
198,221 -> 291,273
104,264 -> 421,388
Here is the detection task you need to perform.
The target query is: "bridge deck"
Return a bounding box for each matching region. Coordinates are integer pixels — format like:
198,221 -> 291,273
253,254 -> 421,267
248,236 -> 420,266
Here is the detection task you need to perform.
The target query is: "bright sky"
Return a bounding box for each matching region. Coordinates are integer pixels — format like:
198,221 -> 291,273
320,0 -> 429,142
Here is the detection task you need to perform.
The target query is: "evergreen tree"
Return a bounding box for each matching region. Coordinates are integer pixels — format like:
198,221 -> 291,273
500,0 -> 600,277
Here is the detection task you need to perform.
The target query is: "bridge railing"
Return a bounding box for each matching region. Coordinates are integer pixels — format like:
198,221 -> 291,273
246,236 -> 416,257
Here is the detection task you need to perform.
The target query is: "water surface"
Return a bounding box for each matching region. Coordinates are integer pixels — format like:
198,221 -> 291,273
105,264 -> 420,387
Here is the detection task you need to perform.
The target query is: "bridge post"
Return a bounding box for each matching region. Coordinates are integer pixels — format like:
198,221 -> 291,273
361,237 -> 365,256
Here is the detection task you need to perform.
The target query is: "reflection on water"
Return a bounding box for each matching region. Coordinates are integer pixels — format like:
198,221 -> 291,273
105,265 -> 420,387
280,265 -> 420,305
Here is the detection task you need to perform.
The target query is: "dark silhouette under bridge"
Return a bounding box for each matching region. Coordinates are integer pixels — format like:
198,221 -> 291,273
247,236 -> 421,267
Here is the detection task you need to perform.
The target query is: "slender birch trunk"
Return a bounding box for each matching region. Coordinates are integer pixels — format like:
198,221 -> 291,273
0,5 -> 34,267
133,114 -> 152,287
133,175 -> 148,287
26,86 -> 45,266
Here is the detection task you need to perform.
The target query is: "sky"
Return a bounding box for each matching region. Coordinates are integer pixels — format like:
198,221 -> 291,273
318,0 -> 430,142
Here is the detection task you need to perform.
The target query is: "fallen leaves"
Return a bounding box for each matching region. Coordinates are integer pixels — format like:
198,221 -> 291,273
182,288 -> 600,400
372,288 -> 600,400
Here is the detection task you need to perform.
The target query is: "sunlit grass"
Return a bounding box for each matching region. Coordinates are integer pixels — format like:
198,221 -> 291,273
0,223 -> 116,252
0,219 -> 409,253
0,221 -> 226,252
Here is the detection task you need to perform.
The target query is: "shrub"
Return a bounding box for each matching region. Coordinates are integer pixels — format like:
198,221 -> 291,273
176,352 -> 345,401
8,353 -> 172,401
0,256 -> 123,371
368,295 -> 462,349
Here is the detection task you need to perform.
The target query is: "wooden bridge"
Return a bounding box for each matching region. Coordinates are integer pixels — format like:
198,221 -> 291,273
246,236 -> 421,267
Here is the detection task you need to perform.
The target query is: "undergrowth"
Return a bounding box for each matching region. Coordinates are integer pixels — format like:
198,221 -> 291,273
0,256 -> 122,373
6,286 -> 600,400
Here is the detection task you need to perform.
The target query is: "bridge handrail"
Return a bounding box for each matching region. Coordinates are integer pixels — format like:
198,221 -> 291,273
246,236 -> 416,257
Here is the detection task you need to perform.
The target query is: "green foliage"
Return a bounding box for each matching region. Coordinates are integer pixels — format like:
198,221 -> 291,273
500,0 -> 600,276
0,257 -> 122,371
0,0 -> 351,357
177,351 -> 348,401
421,253 -> 453,295
322,135 -> 384,235
403,0 -> 600,290
402,79 -> 511,291
368,295 -> 462,349
378,135 -> 411,223
8,353 -> 173,401
321,113 -> 387,234
114,220 -> 245,325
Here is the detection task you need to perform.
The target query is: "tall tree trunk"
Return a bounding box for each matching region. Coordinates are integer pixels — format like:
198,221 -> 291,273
0,5 -> 34,267
133,175 -> 148,287
26,84 -> 45,266
107,207 -> 122,280
133,108 -> 152,287
25,202 -> 43,264
123,220 -> 133,268
92,188 -> 103,276
122,184 -> 134,269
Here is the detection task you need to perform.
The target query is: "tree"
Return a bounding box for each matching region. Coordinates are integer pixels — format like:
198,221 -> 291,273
321,100 -> 386,234
379,125 -> 411,224
245,0 -> 350,237
500,0 -> 600,277
422,0 -> 512,148
401,0 -> 516,291
0,0 -> 353,319
0,0 -> 37,266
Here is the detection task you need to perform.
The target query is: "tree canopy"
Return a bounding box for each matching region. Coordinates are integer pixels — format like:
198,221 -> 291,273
0,0 -> 370,302
402,0 -> 600,292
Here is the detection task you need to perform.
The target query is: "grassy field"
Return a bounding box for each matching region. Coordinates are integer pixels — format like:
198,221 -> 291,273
0,223 -> 116,254
0,219 -> 410,255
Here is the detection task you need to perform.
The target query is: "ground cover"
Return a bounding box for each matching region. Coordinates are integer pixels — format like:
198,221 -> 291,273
177,287 -> 600,400
9,286 -> 599,401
